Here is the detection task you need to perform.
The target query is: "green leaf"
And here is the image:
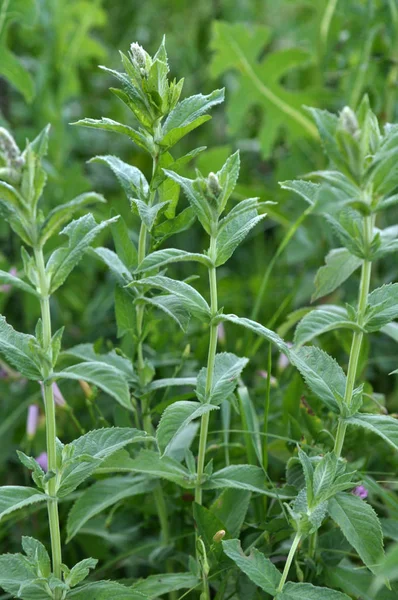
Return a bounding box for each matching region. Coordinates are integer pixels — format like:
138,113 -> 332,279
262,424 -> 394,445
216,200 -> 266,266
47,214 -> 118,293
196,352 -> 248,405
211,489 -> 251,538
0,269 -> 38,297
279,180 -> 321,206
136,248 -> 213,272
143,294 -> 191,331
204,465 -> 294,499
92,247 -> 133,285
67,580 -> 148,599
193,502 -> 228,561
39,192 -> 106,246
0,45 -> 35,103
57,427 -> 148,497
128,449 -> 194,488
21,536 -> 51,578
131,198 -> 169,231
90,155 -> 149,199
156,401 -> 218,456
111,214 -> 138,270
277,582 -> 351,599
365,284 -> 398,331
0,552 -> 51,599
161,89 -> 225,148
135,275 -> 210,318
344,413 -> 398,451
0,316 -> 42,380
289,346 -> 344,413
217,313 -> 291,354
215,151 -> 241,213
163,170 -> 214,234
154,206 -> 196,245
222,539 -> 281,595
294,307 -> 360,346
65,558 -> 98,588
0,487 -> 47,522
328,492 -> 384,574
54,361 -> 131,411
72,117 -> 152,153
312,247 -> 362,301
62,343 -> 134,379
67,475 -> 154,542
131,573 -> 199,598
115,286 -> 135,338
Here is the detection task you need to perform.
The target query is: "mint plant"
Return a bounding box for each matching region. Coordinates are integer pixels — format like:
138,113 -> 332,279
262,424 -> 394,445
0,126 -> 150,599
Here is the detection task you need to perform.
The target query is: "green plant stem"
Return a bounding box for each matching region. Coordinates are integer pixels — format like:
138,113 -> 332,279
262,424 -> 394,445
276,533 -> 301,594
334,215 -> 373,457
34,248 -> 62,594
320,0 -> 339,50
195,235 -> 218,505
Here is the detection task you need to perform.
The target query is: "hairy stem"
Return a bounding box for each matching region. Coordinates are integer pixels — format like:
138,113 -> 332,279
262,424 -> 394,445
34,248 -> 62,593
276,533 -> 301,593
195,235 -> 218,505
334,215 -> 373,457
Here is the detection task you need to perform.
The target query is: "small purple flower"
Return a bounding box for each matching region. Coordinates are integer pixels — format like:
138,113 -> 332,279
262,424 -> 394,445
217,323 -> 226,345
278,343 -> 293,371
36,452 -> 48,472
40,381 -> 66,407
0,267 -> 17,293
352,485 -> 368,500
26,404 -> 39,438
257,370 -> 277,386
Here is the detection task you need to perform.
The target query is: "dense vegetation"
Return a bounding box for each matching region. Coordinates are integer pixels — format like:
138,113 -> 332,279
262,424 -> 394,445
1,1 -> 398,598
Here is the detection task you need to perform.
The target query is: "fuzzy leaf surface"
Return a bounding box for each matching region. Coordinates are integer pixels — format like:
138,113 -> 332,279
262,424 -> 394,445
196,352 -> 248,405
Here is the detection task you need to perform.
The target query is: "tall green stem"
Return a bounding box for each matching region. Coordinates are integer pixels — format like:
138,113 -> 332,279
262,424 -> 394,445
334,215 -> 373,457
34,248 -> 62,594
276,533 -> 301,594
195,235 -> 218,505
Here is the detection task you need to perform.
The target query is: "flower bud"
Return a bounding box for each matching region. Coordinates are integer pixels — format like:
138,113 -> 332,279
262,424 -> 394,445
52,382 -> 66,407
0,128 -> 22,166
213,529 -> 226,543
207,172 -> 221,197
352,485 -> 368,500
36,451 -> 48,472
339,106 -> 359,137
26,404 -> 39,439
130,42 -> 150,70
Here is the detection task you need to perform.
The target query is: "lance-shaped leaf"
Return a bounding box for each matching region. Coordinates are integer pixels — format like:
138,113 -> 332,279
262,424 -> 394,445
294,307 -> 360,346
134,275 -> 210,319
289,346 -> 344,413
142,294 -> 191,331
163,169 -> 214,234
72,117 -> 153,153
0,316 -> 42,379
67,581 -> 148,599
62,343 -> 134,379
365,283 -> 398,332
277,582 -> 351,599
128,449 -> 194,488
204,465 -> 294,499
215,151 -> 240,213
47,214 -> 118,293
0,486 -> 47,522
39,192 -> 106,246
161,88 -> 225,148
136,248 -> 213,272
0,552 -> 51,599
111,214 -> 138,270
217,313 -> 291,354
131,198 -> 169,231
132,573 -> 199,598
222,539 -> 281,595
312,247 -> 362,301
115,286 -> 135,338
328,492 -> 384,574
344,413 -> 398,451
280,180 -> 321,206
65,558 -> 98,588
67,475 -> 155,541
156,401 -> 218,455
53,361 -> 131,411
154,206 -> 196,245
216,199 -> 266,266
0,269 -> 38,297
196,352 -> 249,405
92,247 -> 133,285
90,155 -> 149,199
57,427 -> 148,497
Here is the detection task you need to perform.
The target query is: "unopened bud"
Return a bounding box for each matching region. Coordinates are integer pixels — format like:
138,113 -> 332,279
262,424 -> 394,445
182,344 -> 191,359
79,380 -> 92,398
0,128 -> 22,166
36,451 -> 48,472
130,42 -> 148,69
26,404 -> 39,438
213,530 -> 226,543
207,172 -> 221,196
339,106 -> 359,137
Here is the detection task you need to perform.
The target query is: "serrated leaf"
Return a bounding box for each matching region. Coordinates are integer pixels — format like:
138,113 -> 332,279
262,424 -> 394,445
204,465 -> 294,498
0,487 -> 47,522
111,214 -> 138,270
21,536 -> 50,579
154,206 -> 196,244
344,413 -> 398,451
62,343 -> 134,379
128,449 -> 193,488
57,427 -> 148,497
211,488 -> 251,538
217,314 -> 291,354
163,170 -> 214,234
162,89 -> 224,148
0,269 -> 38,297
115,286 -> 135,338
277,582 -> 351,599
312,247 -> 362,301
39,192 -> 106,246
196,352 -> 248,405
156,401 -> 218,456
135,275 -> 210,319
131,198 -> 169,231
66,580 -> 148,599
143,294 -> 191,331
0,552 -> 51,599
279,180 -> 321,206
72,117 -> 152,153
65,557 -> 98,588
131,572 -> 199,598
328,492 -> 384,574
54,361 -> 131,411
136,248 -> 213,272
294,307 -> 360,346
365,284 -> 398,331
67,475 -> 155,542
216,200 -> 266,266
47,214 -> 117,293
0,316 -> 42,379
90,155 -> 149,199
222,539 -> 281,595
92,247 -> 133,285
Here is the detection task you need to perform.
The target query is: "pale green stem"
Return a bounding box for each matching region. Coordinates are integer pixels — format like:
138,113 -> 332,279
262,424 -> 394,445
195,235 -> 218,505
34,248 -> 62,595
320,0 -> 339,50
334,215 -> 373,457
276,533 -> 301,594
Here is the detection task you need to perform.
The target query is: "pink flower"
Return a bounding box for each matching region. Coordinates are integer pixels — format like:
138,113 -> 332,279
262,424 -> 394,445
257,370 -> 277,386
36,452 -> 48,472
217,323 -> 226,344
278,343 -> 293,371
26,404 -> 39,438
40,381 -> 66,407
0,267 -> 17,293
352,485 -> 368,500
